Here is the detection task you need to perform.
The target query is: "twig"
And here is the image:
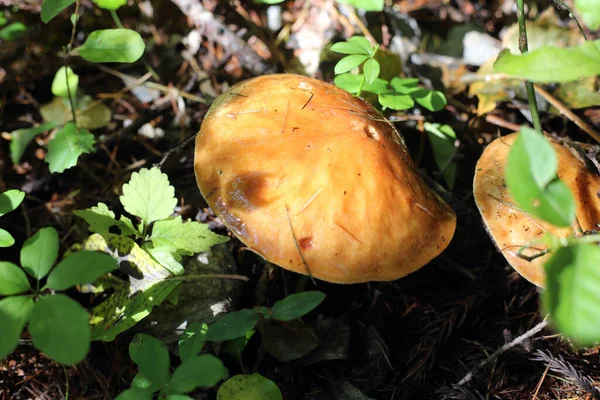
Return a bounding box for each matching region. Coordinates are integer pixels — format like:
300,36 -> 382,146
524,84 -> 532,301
516,0 -> 543,133
533,84 -> 600,144
485,114 -> 522,132
155,133 -> 196,168
551,0 -> 588,40
457,317 -> 548,386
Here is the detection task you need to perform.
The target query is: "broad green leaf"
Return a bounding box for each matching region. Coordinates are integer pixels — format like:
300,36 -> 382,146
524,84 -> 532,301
143,245 -> 184,275
51,66 -> 79,99
29,294 -> 91,364
41,0 -> 75,23
120,167 -> 177,224
333,73 -> 388,94
494,41 -> 600,83
166,396 -> 194,400
178,322 -> 208,362
0,22 -> 27,41
131,373 -> 162,393
206,309 -> 262,341
0,262 -> 31,295
390,77 -> 420,92
92,0 -> 127,10
347,36 -> 373,55
505,128 -> 575,227
271,291 -> 326,322
331,41 -> 370,56
543,244 -> 600,345
378,92 -> 414,110
262,319 -> 319,362
413,89 -> 447,112
115,388 -> 153,400
0,296 -> 33,360
0,228 -> 15,248
40,95 -> 111,130
129,334 -> 170,388
575,0 -> 600,30
78,29 -> 145,63
46,123 -> 95,173
118,215 -> 139,237
21,227 -> 59,280
46,251 -> 117,291
217,373 -> 282,400
167,355 -> 227,394
335,54 -> 369,75
424,123 -> 457,190
9,122 -> 58,165
73,202 -> 119,236
0,190 -> 25,217
335,0 -> 384,11
363,58 -> 380,84
554,77 -> 600,109
150,217 -> 229,256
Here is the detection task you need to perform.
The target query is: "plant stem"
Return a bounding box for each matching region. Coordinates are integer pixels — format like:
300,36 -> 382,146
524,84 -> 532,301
64,0 -> 81,125
356,74 -> 366,98
516,0 -> 542,133
551,0 -> 588,40
110,10 -> 124,29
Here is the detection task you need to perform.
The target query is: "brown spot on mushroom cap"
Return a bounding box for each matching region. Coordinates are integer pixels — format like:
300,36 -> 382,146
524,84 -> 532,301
473,133 -> 600,287
194,74 -> 456,284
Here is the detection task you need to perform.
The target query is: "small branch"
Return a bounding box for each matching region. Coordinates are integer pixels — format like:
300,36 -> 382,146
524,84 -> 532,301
155,133 -> 196,168
457,318 -> 548,386
551,0 -> 588,40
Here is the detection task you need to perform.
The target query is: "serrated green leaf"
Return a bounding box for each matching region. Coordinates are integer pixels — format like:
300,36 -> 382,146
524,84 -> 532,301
0,261 -> 31,295
217,373 -> 282,400
78,29 -> 145,63
46,123 -> 95,174
51,66 -> 79,99
363,58 -> 380,84
378,92 -> 414,110
92,0 -> 127,10
0,229 -> 15,248
150,216 -> 229,256
118,215 -> 139,236
333,73 -> 388,94
575,0 -> 600,30
46,251 -> 117,291
9,122 -> 58,165
41,0 -> 75,23
74,202 -> 118,236
21,227 -> 59,280
120,168 -> 177,224
206,309 -> 262,341
29,294 -> 91,364
271,291 -> 326,322
543,244 -> 600,345
0,296 -> 33,360
494,41 -> 600,83
129,334 -> 170,388
167,355 -> 227,394
178,322 -> 208,362
335,0 -> 384,11
335,54 -> 369,75
424,123 -> 457,190
0,190 -> 25,217
331,41 -> 370,56
143,244 -> 184,275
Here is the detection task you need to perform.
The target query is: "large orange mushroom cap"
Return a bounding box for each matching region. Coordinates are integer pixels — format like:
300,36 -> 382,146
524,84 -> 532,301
194,74 -> 456,284
473,133 -> 600,287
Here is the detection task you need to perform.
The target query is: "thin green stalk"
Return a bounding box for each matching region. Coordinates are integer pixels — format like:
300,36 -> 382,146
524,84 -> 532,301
551,0 -> 588,40
110,10 -> 124,29
516,0 -> 543,133
64,0 -> 81,125
356,74 -> 366,98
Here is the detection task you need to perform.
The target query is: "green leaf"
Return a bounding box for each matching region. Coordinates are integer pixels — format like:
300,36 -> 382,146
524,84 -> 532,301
9,122 -> 58,165
413,89 -> 447,112
41,0 -> 75,23
333,73 -> 388,94
120,167 -> 177,224
0,262 -> 31,295
347,36 -> 373,55
29,294 -> 91,364
0,189 -> 25,217
575,0 -> 600,30
0,22 -> 27,41
493,41 -> 600,83
0,296 -> 33,360
271,291 -> 326,322
206,309 -> 262,341
335,0 -> 384,11
423,123 -> 457,190
167,355 -> 227,394
331,40 -> 370,56
115,388 -> 153,400
143,245 -> 184,275
129,334 -> 170,388
378,92 -> 414,110
78,29 -> 145,63
390,77 -> 420,92
46,251 -> 117,291
363,58 -> 380,84
166,396 -> 194,400
178,322 -> 208,362
46,122 -> 95,173
334,54 -> 369,75
131,373 -> 162,393
217,373 -> 282,400
0,229 -> 15,248
92,0 -> 127,10
505,127 -> 575,227
40,95 -> 111,130
20,227 -> 59,280
73,202 -> 119,236
51,66 -> 79,99
543,244 -> 600,345
150,217 -> 229,256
